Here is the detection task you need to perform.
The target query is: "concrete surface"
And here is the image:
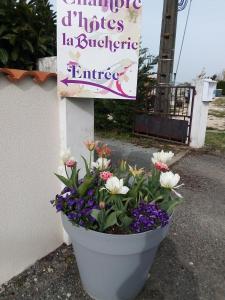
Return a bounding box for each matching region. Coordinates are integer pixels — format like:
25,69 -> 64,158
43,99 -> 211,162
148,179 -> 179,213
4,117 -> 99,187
0,144 -> 225,300
0,74 -> 63,285
97,138 -> 159,168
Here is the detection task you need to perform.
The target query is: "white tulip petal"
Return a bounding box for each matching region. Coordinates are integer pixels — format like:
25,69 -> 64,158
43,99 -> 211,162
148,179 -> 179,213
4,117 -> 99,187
105,176 -> 129,195
152,150 -> 174,164
92,158 -> 111,170
120,186 -> 129,195
160,171 -> 180,189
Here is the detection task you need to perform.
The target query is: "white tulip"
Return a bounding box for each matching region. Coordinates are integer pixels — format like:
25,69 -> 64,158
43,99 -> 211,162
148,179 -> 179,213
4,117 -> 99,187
160,171 -> 180,189
60,148 -> 74,164
91,157 -> 111,171
152,150 -> 174,164
105,176 -> 129,195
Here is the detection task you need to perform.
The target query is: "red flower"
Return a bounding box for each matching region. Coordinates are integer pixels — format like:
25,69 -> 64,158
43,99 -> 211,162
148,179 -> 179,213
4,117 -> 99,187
155,162 -> 169,172
96,144 -> 111,157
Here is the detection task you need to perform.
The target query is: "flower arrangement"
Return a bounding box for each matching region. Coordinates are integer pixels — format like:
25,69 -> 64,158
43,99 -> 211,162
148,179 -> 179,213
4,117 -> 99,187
51,142 -> 183,234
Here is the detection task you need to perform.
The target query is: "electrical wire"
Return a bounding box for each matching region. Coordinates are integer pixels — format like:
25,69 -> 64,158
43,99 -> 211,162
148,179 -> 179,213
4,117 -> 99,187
175,0 -> 193,82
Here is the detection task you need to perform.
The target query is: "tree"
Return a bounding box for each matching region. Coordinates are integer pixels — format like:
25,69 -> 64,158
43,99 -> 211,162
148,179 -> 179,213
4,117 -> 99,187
95,47 -> 156,132
0,0 -> 56,70
217,81 -> 225,96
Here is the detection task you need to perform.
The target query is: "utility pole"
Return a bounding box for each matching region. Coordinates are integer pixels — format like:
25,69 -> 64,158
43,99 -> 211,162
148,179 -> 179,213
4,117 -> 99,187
156,0 -> 178,113
157,0 -> 178,85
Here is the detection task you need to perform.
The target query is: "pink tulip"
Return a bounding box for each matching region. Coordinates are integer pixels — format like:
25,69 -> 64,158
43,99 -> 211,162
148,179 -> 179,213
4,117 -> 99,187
66,160 -> 76,168
99,201 -> 106,209
155,162 -> 169,172
100,171 -> 113,181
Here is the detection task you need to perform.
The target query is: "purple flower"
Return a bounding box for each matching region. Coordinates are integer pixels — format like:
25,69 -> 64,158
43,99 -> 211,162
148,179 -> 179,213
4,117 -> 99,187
87,189 -> 94,197
79,220 -> 84,227
56,203 -> 63,212
56,194 -> 64,201
87,199 -> 94,207
67,198 -> 77,207
81,208 -> 92,216
88,215 -> 96,222
130,202 -> 169,233
67,212 -> 76,220
76,199 -> 84,210
71,188 -> 77,195
62,187 -> 71,193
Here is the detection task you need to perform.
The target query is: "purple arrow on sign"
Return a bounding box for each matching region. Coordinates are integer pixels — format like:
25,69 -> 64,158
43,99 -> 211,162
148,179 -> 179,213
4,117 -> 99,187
60,77 -> 136,99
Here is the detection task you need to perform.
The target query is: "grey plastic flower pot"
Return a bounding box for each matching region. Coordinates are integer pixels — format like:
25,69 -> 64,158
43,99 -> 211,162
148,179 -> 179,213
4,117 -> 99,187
62,214 -> 171,300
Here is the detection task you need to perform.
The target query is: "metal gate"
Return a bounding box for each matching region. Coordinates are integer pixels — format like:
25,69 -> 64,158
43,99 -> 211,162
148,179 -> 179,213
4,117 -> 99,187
134,85 -> 195,145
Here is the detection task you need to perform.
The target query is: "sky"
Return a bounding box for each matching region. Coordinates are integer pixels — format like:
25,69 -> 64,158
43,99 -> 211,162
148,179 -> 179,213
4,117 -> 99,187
51,0 -> 225,83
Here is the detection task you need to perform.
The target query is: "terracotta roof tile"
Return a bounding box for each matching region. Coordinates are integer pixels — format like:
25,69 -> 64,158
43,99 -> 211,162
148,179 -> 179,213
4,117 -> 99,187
0,68 -> 57,84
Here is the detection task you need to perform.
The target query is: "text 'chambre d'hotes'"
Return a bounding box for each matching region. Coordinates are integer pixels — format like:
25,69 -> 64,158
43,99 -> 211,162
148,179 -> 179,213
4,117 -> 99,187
61,0 -> 142,53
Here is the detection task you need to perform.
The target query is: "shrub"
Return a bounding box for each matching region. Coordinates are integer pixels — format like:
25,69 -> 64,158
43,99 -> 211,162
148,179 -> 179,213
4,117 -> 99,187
217,81 -> 225,95
0,0 -> 56,70
95,47 -> 156,132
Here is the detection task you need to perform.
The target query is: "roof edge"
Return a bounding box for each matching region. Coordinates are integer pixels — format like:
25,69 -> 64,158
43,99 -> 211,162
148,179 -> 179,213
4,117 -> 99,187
0,68 -> 57,84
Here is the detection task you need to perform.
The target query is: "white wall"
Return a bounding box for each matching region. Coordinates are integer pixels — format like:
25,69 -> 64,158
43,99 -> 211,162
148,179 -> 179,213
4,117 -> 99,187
190,79 -> 217,148
59,98 -> 94,244
0,75 -> 63,284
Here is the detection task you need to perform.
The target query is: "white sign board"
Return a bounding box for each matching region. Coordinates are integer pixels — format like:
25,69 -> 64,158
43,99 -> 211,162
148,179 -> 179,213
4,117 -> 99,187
57,0 -> 142,100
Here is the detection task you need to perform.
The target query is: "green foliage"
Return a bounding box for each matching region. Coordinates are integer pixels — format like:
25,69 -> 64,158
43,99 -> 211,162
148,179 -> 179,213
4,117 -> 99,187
55,173 -> 73,188
55,167 -> 80,189
78,175 -> 95,197
91,209 -> 118,232
217,81 -> 225,96
94,47 -> 156,132
0,0 -> 56,69
53,146 -> 183,233
205,131 -> 225,152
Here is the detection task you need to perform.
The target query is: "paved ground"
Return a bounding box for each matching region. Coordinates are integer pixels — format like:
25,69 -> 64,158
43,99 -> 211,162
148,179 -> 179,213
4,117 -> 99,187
1,143 -> 225,300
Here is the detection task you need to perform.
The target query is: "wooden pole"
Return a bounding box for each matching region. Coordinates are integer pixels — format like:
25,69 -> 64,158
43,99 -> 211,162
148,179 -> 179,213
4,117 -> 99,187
157,0 -> 178,85
156,0 -> 178,113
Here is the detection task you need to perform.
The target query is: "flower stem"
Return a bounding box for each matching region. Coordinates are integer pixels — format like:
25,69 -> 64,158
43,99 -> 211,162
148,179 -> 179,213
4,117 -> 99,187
89,151 -> 92,169
64,165 -> 69,179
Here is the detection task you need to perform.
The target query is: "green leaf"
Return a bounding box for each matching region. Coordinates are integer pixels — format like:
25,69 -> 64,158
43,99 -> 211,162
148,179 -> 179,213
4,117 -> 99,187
121,215 -> 133,228
55,173 -> 72,187
0,25 -> 7,36
78,176 -> 94,197
91,209 -> 100,220
0,48 -> 8,65
11,49 -> 19,61
1,34 -> 16,46
23,40 -> 34,53
166,198 -> 183,214
71,167 -> 79,189
39,44 -> 47,52
103,212 -> 118,231
110,195 -> 125,211
81,155 -> 90,176
129,177 -> 145,198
